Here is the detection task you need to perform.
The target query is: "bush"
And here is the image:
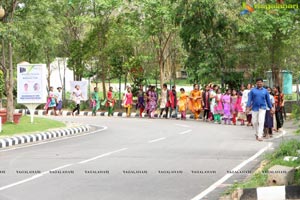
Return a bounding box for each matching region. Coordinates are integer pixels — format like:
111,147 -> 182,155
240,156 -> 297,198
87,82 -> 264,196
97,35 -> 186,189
270,139 -> 300,159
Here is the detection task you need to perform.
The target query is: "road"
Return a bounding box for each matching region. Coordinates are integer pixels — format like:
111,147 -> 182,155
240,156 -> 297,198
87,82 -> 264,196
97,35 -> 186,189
0,116 -> 275,200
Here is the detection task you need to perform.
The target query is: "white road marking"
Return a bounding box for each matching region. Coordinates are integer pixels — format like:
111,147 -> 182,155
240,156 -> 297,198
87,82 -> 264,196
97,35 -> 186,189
190,142 -> 273,200
148,137 -> 166,143
78,148 -> 128,164
0,164 -> 72,191
175,124 -> 191,128
0,126 -> 108,152
178,129 -> 192,135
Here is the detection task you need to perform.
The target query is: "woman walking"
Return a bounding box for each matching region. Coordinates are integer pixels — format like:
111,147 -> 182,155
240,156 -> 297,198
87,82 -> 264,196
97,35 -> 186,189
189,84 -> 202,120
166,85 -> 177,118
222,89 -> 232,125
236,91 -> 246,125
202,85 -> 211,122
72,85 -> 83,116
106,87 -> 115,117
231,89 -> 238,125
273,86 -> 284,132
45,86 -> 57,115
56,87 -> 63,115
136,85 -> 145,117
178,88 -> 188,120
159,84 -> 168,118
123,87 -> 133,117
264,87 -> 275,138
242,83 -> 252,126
148,86 -> 157,118
91,87 -> 100,116
214,88 -> 223,124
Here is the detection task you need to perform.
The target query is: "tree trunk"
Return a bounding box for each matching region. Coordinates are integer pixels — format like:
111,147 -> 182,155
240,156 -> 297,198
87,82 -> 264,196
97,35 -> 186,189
6,41 -> 14,122
159,57 -> 164,89
1,39 -> 7,111
101,60 -> 106,99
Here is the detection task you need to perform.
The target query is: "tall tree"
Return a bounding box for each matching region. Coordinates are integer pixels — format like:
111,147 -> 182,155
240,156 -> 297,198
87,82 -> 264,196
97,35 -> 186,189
176,0 -> 237,85
238,0 -> 299,86
140,0 -> 178,88
0,0 -> 20,122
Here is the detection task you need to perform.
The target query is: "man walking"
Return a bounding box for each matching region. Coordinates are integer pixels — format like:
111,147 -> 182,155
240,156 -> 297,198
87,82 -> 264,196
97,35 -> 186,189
246,78 -> 274,141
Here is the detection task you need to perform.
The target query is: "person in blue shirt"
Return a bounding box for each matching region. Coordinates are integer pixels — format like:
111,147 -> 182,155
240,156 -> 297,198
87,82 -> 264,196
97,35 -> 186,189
246,78 -> 274,141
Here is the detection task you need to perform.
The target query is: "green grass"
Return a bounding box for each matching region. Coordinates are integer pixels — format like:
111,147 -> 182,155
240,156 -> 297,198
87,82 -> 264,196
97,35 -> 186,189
0,116 -> 66,137
224,139 -> 300,195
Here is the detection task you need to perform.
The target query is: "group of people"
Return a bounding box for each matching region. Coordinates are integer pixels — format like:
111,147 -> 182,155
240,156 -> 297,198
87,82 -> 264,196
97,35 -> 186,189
45,79 -> 285,142
44,86 -> 63,116
118,79 -> 284,142
45,85 -> 84,116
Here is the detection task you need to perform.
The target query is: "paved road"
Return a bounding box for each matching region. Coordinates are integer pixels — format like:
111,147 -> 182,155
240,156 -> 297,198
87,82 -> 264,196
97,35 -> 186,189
0,116 -> 277,200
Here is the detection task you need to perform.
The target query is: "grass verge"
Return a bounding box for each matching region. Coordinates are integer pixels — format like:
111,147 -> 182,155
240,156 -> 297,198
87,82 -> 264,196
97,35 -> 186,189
224,139 -> 300,196
0,116 -> 66,137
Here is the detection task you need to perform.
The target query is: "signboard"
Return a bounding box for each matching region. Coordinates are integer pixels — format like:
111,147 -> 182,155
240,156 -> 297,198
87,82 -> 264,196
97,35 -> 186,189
17,64 -> 47,104
70,81 -> 88,101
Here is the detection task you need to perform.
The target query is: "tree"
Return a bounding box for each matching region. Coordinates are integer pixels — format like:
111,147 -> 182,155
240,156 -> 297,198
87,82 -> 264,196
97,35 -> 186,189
238,0 -> 299,86
176,0 -> 237,85
140,0 -> 179,88
0,0 -> 20,122
15,0 -> 64,88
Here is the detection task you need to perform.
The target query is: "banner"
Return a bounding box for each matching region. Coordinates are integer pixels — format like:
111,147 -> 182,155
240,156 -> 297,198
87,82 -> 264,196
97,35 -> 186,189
17,64 -> 47,104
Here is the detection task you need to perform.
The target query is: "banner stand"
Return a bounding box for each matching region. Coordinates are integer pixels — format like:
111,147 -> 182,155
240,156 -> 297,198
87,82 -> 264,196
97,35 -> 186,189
24,103 -> 39,123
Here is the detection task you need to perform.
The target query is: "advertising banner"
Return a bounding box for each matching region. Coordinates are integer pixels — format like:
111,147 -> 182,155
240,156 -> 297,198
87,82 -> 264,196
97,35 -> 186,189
17,64 -> 47,104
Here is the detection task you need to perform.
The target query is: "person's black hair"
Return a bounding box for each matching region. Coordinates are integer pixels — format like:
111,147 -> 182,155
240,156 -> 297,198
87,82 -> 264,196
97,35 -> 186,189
163,83 -> 167,88
180,88 -> 185,92
172,85 -> 176,89
256,78 -> 263,82
193,84 -> 198,88
275,85 -> 281,93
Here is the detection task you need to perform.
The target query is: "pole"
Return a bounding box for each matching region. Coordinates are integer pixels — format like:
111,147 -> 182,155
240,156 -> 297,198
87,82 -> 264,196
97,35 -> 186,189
119,74 -> 121,109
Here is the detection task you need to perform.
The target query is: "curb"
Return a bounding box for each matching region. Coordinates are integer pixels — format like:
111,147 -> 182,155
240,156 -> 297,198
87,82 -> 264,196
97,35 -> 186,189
0,125 -> 90,149
15,109 -> 193,119
240,185 -> 300,200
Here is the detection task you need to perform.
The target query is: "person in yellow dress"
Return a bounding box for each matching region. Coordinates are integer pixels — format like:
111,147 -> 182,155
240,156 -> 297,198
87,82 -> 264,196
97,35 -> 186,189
178,88 -> 188,120
189,84 -> 202,120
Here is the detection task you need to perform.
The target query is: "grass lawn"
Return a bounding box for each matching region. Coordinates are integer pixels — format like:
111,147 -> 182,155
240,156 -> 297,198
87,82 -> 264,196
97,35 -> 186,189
0,116 -> 66,137
224,139 -> 300,196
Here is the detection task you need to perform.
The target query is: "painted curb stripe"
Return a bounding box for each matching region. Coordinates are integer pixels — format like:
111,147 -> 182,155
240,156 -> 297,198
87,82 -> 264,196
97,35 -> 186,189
241,186 -> 300,200
0,126 -> 90,149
